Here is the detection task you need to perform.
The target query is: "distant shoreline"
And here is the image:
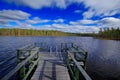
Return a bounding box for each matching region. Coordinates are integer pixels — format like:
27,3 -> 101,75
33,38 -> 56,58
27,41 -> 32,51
0,28 -> 94,36
0,28 -> 120,40
94,37 -> 120,41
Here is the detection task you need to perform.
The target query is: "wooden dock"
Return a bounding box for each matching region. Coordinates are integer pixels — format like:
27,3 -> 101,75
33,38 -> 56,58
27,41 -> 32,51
31,52 -> 70,80
1,43 -> 92,80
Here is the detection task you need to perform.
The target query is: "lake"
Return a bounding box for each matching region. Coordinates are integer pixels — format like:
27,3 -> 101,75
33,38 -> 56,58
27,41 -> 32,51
0,36 -> 120,80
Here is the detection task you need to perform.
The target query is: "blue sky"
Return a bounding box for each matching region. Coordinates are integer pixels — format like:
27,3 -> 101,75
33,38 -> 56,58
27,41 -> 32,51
0,0 -> 120,33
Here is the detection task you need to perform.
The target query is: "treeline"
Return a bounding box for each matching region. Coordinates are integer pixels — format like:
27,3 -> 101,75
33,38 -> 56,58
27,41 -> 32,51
0,28 -> 76,36
0,28 -> 120,40
74,33 -> 94,36
97,28 -> 120,40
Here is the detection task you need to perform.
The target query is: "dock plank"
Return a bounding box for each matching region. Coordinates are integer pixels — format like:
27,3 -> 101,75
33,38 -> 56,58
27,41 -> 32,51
31,52 -> 70,80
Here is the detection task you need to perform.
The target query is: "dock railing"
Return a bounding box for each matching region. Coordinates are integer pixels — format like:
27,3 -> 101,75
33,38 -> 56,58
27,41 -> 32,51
1,42 -> 92,80
1,44 -> 39,80
66,46 -> 91,80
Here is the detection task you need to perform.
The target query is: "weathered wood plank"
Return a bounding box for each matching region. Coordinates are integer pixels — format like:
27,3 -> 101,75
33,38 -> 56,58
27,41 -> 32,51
31,52 -> 70,80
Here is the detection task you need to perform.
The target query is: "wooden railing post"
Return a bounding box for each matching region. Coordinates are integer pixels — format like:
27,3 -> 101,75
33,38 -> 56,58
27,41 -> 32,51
71,43 -> 73,47
18,65 -> 26,80
66,43 -> 67,50
40,42 -> 43,48
55,46 -> 57,56
84,52 -> 88,70
67,51 -> 92,80
50,46 -> 52,55
17,49 -> 20,63
28,50 -> 31,56
61,43 -> 63,51
34,43 -> 36,47
36,52 -> 39,66
66,52 -> 69,67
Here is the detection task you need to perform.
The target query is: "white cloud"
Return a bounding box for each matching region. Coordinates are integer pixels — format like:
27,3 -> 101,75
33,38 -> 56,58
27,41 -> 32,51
0,9 -> 30,25
74,10 -> 81,13
70,19 -> 97,25
17,23 -> 35,29
54,0 -> 66,9
0,9 -> 30,20
0,18 -> 12,24
53,18 -> 64,23
0,10 -> 119,33
12,20 -> 99,33
51,24 -> 99,33
99,17 -> 120,28
0,9 -> 31,29
70,17 -> 120,29
26,17 -> 50,24
80,20 -> 98,24
26,18 -> 65,25
69,17 -> 120,33
5,0 -> 67,9
83,9 -> 95,19
29,23 -> 99,33
4,0 -> 84,9
101,17 -> 120,23
82,0 -> 120,18
4,0 -> 120,19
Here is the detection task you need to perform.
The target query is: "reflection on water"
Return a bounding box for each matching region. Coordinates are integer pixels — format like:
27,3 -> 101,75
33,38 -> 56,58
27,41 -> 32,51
0,36 -> 120,80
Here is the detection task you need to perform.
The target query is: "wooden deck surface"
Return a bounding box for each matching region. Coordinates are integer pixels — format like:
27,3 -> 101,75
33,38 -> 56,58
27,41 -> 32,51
31,52 -> 70,80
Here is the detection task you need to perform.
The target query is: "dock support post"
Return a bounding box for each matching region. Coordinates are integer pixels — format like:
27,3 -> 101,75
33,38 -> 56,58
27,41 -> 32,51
66,52 -> 68,67
61,43 -> 63,52
50,46 -> 52,56
71,43 -> 73,47
84,52 -> 88,70
34,43 -> 36,47
17,50 -> 20,63
55,45 -> 58,56
18,66 -> 26,80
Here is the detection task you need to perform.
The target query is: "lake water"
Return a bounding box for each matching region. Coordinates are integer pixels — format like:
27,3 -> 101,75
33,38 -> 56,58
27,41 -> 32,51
0,36 -> 120,80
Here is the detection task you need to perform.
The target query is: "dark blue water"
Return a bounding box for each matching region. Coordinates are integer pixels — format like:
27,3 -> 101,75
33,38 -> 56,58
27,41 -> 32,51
0,36 -> 120,80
